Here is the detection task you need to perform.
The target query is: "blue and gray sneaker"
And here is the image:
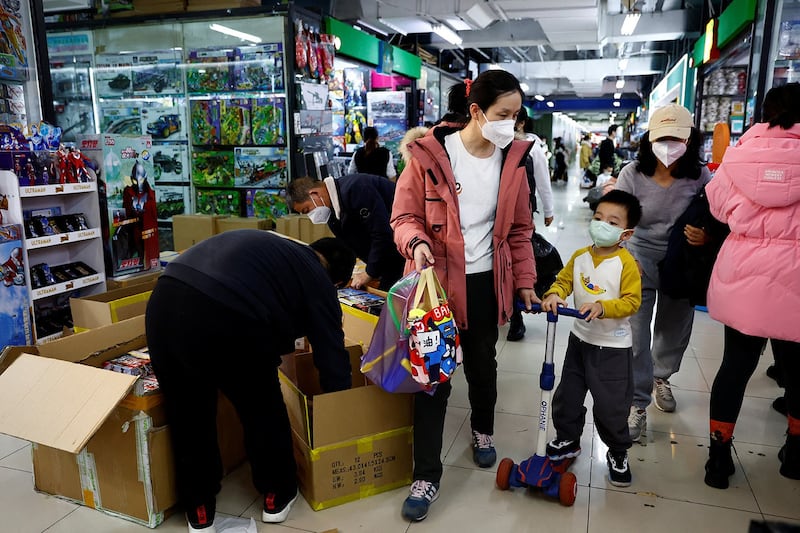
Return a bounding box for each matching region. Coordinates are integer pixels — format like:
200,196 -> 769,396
472,430 -> 497,468
546,438 -> 581,460
401,480 -> 439,521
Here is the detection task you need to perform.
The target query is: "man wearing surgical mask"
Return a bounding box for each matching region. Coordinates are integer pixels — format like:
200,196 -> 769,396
614,104 -> 712,442
288,174 -> 404,290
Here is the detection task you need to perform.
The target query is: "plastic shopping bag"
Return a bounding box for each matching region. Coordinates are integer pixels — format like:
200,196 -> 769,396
407,267 -> 462,386
361,271 -> 433,394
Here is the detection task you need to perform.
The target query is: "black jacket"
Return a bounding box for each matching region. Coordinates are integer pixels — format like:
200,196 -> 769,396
163,230 -> 351,392
327,173 -> 405,288
353,146 -> 391,178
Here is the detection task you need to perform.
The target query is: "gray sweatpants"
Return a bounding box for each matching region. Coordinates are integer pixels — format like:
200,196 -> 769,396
628,245 -> 695,409
552,333 -> 633,452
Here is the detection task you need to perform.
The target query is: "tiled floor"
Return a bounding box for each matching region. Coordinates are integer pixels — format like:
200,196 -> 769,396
3,164 -> 799,532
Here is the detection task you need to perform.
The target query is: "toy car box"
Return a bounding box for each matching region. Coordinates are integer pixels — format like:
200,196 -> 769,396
0,316 -> 246,528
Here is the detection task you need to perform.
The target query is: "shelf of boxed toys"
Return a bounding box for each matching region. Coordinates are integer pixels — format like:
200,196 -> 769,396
26,227 -> 102,250
30,272 -> 104,301
19,181 -> 97,198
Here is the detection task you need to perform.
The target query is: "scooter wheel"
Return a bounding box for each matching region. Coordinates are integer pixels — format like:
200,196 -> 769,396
496,458 -> 515,490
559,472 -> 578,506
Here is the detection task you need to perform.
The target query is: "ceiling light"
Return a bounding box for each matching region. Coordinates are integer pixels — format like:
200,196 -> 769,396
616,79 -> 625,89
465,2 -> 496,29
618,58 -> 629,71
355,19 -> 388,36
614,92 -> 622,99
209,24 -> 262,44
432,23 -> 462,46
520,82 -> 530,92
378,18 -> 408,35
546,101 -> 555,108
620,13 -> 641,36
613,101 -> 621,107
534,94 -> 545,101
488,63 -> 503,70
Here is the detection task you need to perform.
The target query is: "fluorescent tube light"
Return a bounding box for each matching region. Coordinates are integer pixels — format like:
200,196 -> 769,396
378,17 -> 407,35
618,57 -> 629,71
432,24 -> 462,46
614,92 -> 622,99
355,19 -> 388,36
620,13 -> 641,36
534,94 -> 545,101
520,82 -> 530,92
616,78 -> 625,89
546,101 -> 555,108
613,101 -> 621,107
209,24 -> 262,44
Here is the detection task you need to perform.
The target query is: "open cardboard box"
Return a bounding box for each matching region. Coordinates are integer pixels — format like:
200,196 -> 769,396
339,287 -> 387,352
0,316 -> 245,528
278,342 -> 413,510
70,280 -> 157,332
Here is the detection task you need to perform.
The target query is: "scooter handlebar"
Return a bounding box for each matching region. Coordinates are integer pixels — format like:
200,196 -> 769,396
515,301 -> 589,320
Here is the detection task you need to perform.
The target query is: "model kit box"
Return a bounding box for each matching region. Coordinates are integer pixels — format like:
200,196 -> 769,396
245,189 -> 289,222
0,316 -> 246,528
70,279 -> 157,332
0,223 -> 32,348
78,134 -> 159,277
234,146 -> 287,188
278,343 -> 412,510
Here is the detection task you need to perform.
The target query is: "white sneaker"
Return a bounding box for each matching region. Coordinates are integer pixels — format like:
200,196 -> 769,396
262,491 -> 298,523
653,378 -> 676,412
188,522 -> 216,533
628,406 -> 646,442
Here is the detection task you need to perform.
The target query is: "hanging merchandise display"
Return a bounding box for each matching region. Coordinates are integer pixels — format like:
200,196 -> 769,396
766,0 -> 800,88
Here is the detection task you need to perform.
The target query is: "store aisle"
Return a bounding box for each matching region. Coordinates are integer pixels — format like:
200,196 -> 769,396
1,163 -> 798,532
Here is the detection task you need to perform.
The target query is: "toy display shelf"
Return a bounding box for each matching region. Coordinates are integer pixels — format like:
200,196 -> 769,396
186,91 -> 287,100
26,227 -> 101,250
19,182 -> 97,197
31,272 -> 104,301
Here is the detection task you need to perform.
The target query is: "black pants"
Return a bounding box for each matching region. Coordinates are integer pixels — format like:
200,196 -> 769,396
412,271 -> 498,482
711,325 -> 800,423
146,277 -> 297,510
552,333 -> 633,452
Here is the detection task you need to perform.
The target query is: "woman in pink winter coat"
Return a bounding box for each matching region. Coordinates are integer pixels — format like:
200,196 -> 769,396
704,83 -> 800,489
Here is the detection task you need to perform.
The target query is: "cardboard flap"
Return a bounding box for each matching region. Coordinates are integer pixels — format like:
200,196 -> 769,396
0,354 -> 137,453
37,315 -> 146,365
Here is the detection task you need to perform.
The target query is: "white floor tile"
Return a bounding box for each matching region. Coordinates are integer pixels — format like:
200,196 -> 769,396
0,433 -> 28,459
735,441 -> 800,519
214,463 -> 261,517
42,507 -> 239,532
0,443 -> 32,472
0,467 -> 77,533
442,406 -> 469,462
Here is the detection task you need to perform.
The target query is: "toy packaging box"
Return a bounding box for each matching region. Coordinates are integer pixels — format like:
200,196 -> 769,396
0,223 -> 33,347
186,48 -> 233,93
196,188 -> 241,216
99,103 -> 143,135
220,99 -> 251,146
191,150 -> 234,187
190,99 -> 221,145
151,144 -> 188,182
78,134 -> 159,277
245,189 -> 288,222
95,54 -> 134,98
233,146 -> 287,188
141,106 -> 186,141
251,97 -> 285,145
155,183 -> 191,221
233,43 -> 284,92
130,51 -> 183,96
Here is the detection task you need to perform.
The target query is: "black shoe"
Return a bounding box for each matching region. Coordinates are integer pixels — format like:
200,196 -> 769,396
606,450 -> 632,487
506,312 -> 526,341
766,365 -> 785,387
546,438 -> 581,460
704,434 -> 735,489
773,396 -> 788,417
186,502 -> 216,531
779,434 -> 800,480
262,490 -> 298,523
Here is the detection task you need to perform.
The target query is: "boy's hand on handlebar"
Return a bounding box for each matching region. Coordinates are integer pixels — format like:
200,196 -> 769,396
579,301 -> 604,321
541,294 -> 566,314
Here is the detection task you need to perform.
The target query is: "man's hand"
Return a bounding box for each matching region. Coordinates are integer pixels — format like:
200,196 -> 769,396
544,216 -> 554,226
578,301 -> 604,321
350,271 -> 373,289
517,288 -> 541,310
413,242 -> 434,272
541,293 -> 566,314
684,224 -> 710,246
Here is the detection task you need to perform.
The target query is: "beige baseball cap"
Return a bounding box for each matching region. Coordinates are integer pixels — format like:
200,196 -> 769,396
648,104 -> 694,140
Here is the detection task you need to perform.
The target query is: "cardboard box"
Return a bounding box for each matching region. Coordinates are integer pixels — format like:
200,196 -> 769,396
278,344 -> 413,510
106,269 -> 162,291
340,288 -> 387,352
0,317 -> 246,528
273,214 -> 302,241
215,216 -> 275,234
172,214 -> 228,251
70,280 -> 157,332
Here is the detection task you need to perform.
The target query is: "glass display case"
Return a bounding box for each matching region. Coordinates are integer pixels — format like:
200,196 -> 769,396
767,0 -> 800,88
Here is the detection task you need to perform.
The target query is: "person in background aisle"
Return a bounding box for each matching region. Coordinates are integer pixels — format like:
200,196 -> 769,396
703,83 -> 800,488
437,81 -> 470,125
391,69 -> 539,522
288,174 -> 405,290
599,124 -> 619,171
146,231 -> 356,533
543,189 -> 642,487
580,133 -> 594,188
506,107 -> 555,341
614,103 -> 711,442
552,137 -> 569,183
347,126 -> 397,180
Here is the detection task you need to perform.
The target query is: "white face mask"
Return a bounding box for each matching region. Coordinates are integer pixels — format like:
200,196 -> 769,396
652,140 -> 688,167
307,195 -> 331,225
480,111 -> 516,149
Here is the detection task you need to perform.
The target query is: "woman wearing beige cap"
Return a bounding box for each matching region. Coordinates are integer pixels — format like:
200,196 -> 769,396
614,104 -> 711,441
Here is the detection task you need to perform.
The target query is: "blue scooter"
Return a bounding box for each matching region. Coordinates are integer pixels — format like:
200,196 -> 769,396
495,303 -> 587,506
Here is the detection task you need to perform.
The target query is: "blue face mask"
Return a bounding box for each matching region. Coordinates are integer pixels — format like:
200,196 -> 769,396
589,219 -> 627,247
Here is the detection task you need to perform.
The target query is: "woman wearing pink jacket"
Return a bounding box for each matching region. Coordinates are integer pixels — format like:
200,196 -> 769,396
390,69 -> 539,521
704,83 -> 800,489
